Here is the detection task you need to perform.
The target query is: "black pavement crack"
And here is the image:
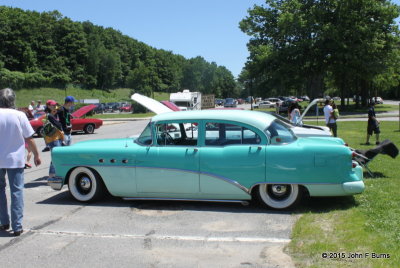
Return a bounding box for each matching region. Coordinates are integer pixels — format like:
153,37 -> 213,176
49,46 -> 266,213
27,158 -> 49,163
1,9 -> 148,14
0,206 -> 84,252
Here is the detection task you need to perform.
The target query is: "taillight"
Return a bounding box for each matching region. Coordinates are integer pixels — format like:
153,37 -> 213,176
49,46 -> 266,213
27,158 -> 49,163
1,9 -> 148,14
345,143 -> 349,147
352,162 -> 357,168
352,152 -> 357,158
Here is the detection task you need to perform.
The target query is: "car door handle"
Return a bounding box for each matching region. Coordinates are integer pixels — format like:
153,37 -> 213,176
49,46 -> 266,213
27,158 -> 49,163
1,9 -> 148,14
187,148 -> 198,152
250,146 -> 262,150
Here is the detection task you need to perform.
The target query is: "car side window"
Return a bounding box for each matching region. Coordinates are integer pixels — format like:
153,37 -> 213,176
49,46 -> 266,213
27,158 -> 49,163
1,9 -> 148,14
265,120 -> 297,145
205,122 -> 261,146
136,123 -> 153,145
156,122 -> 198,146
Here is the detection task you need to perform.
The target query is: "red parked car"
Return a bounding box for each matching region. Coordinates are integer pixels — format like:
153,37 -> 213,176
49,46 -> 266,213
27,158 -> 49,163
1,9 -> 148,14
119,104 -> 133,112
30,104 -> 103,136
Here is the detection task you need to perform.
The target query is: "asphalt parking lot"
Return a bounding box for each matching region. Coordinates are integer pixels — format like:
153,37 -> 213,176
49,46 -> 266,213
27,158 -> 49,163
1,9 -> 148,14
1,120 -> 296,268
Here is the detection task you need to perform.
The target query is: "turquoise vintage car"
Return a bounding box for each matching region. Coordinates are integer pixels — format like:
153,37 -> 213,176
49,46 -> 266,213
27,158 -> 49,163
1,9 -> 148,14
48,110 -> 364,209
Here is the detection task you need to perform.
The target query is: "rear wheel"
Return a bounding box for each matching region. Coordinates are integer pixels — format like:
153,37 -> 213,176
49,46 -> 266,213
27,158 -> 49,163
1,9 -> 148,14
68,167 -> 104,202
256,184 -> 302,210
84,124 -> 95,134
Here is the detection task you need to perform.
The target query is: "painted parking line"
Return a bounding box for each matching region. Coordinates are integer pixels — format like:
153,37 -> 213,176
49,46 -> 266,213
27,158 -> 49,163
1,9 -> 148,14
29,229 -> 291,243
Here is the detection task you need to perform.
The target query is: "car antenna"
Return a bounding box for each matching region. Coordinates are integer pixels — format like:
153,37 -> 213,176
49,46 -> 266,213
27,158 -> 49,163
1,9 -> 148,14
125,136 -> 129,147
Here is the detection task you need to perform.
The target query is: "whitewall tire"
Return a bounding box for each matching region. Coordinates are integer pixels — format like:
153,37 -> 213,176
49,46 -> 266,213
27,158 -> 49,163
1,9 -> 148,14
257,184 -> 302,209
68,167 -> 104,202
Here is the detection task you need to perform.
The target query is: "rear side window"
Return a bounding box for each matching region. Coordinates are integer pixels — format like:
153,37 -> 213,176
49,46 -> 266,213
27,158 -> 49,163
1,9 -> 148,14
265,120 -> 297,145
205,122 -> 261,146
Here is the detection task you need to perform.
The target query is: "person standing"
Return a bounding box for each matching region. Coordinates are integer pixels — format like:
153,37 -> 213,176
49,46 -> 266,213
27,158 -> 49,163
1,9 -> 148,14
0,88 -> 41,236
366,102 -> 380,145
57,96 -> 75,146
36,100 -> 44,113
43,100 -> 64,178
289,102 -> 302,125
28,100 -> 35,115
323,99 -> 337,137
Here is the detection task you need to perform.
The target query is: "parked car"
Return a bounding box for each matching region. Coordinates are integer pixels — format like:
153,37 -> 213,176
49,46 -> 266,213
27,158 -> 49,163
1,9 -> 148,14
161,100 -> 181,111
264,112 -> 331,137
30,104 -> 103,136
257,101 -> 276,109
120,103 -> 133,112
104,102 -> 119,112
374,97 -> 383,104
278,99 -> 297,113
266,98 -> 282,104
93,103 -> 105,114
215,99 -> 224,106
48,108 -> 364,210
224,98 -> 237,108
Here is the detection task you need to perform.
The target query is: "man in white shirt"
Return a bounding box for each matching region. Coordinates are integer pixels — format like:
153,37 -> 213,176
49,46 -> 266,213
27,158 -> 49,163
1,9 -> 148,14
0,88 -> 41,236
323,99 -> 337,137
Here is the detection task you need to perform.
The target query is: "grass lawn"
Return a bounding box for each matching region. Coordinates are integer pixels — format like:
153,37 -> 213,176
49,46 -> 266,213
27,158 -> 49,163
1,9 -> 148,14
288,121 -> 400,267
14,87 -> 169,107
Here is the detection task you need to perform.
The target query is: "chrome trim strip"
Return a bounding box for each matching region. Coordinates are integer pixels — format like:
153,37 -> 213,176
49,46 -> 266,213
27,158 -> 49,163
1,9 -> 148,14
199,170 -> 250,193
248,182 -> 344,192
123,197 -> 249,205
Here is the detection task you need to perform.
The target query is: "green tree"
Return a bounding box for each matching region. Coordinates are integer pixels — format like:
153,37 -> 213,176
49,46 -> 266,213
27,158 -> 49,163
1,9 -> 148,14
240,0 -> 400,105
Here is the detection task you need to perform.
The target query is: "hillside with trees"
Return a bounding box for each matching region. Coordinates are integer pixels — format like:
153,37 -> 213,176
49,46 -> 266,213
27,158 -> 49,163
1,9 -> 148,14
0,6 -> 238,97
239,0 -> 400,106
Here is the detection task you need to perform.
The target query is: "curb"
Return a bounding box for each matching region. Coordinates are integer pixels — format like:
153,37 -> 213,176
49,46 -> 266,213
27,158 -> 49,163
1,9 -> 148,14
101,117 -> 151,122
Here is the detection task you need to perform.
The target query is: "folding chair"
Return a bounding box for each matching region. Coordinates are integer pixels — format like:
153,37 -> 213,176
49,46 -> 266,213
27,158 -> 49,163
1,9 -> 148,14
353,139 -> 399,177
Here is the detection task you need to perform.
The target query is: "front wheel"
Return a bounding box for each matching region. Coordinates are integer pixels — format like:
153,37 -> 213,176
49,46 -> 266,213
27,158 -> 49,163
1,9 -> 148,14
84,124 -> 95,134
68,167 -> 104,202
36,127 -> 43,137
256,184 -> 302,210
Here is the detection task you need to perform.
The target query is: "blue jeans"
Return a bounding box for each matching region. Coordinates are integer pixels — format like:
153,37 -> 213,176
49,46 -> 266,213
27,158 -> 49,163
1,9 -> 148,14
0,168 -> 24,232
47,140 -> 62,175
64,133 -> 72,146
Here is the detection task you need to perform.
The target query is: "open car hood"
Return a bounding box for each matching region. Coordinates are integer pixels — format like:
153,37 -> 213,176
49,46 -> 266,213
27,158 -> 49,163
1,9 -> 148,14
298,98 -> 323,122
72,104 -> 96,118
131,93 -> 173,114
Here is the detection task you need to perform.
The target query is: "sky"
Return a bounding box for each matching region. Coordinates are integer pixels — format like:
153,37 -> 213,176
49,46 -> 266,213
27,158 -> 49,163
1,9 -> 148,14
0,0 -> 266,78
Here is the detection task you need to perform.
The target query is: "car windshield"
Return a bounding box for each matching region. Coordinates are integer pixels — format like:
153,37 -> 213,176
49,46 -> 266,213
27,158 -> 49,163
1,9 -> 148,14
136,123 -> 153,145
264,120 -> 297,145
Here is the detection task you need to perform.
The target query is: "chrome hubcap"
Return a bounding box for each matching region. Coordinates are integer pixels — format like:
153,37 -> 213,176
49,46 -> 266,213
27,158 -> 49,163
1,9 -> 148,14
271,185 -> 287,196
79,177 -> 91,190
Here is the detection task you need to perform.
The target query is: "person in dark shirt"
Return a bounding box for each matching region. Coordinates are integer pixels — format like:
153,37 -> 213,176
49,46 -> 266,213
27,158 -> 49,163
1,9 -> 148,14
366,102 -> 380,145
57,96 -> 75,146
